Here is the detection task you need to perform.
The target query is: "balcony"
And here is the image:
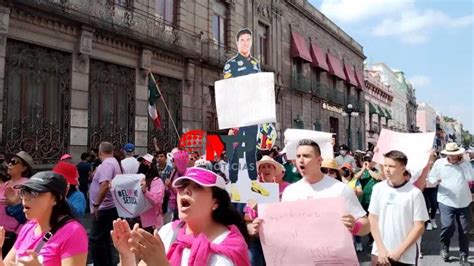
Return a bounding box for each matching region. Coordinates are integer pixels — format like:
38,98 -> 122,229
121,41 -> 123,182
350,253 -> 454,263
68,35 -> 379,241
292,73 -> 311,93
15,0 -> 203,59
312,81 -> 344,106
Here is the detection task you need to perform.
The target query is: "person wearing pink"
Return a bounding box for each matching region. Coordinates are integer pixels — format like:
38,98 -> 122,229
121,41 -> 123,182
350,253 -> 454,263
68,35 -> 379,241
139,154 -> 166,231
0,151 -> 33,257
256,155 -> 288,197
0,171 -> 88,265
112,167 -> 250,266
165,149 -> 189,218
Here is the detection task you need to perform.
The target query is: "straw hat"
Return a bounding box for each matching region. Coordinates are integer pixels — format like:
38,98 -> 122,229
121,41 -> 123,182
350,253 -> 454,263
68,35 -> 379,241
321,158 -> 338,170
256,155 -> 284,173
441,143 -> 465,155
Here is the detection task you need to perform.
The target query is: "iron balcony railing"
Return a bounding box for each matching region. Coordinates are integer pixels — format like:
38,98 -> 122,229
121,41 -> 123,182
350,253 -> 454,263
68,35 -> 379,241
14,0 -> 207,60
312,81 -> 344,106
292,73 -> 311,93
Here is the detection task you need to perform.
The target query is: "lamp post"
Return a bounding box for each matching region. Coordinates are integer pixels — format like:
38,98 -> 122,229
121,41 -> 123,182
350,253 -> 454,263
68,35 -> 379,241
342,104 -> 359,150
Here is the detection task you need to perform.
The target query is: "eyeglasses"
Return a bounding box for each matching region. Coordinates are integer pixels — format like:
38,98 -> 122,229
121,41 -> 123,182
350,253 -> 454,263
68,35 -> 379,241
19,188 -> 44,199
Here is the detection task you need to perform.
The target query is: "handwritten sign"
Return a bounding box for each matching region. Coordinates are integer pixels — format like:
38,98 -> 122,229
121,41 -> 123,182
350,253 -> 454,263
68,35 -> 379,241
373,129 -> 435,172
282,129 -> 334,160
215,72 -> 276,129
259,198 -> 358,266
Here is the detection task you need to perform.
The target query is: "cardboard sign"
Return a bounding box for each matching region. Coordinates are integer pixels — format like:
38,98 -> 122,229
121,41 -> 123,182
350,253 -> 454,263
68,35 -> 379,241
373,129 -> 435,172
215,72 -> 276,129
111,174 -> 152,218
259,198 -> 358,266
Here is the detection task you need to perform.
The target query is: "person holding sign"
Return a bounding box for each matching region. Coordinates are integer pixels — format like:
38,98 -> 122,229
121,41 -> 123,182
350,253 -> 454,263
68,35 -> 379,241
281,139 -> 370,236
223,28 -> 267,201
112,167 -> 250,266
369,151 -> 429,265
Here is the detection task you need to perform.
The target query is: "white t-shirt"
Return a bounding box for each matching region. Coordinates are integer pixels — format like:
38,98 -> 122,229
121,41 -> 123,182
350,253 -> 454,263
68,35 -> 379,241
121,157 -> 139,174
158,223 -> 234,266
282,175 -> 366,219
369,180 -> 429,264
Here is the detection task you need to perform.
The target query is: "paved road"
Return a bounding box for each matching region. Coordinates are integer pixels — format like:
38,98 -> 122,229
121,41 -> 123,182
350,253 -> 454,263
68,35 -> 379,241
357,215 -> 474,265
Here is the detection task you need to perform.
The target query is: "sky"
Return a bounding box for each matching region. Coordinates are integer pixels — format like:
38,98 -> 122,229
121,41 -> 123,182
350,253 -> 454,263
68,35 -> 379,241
308,0 -> 473,132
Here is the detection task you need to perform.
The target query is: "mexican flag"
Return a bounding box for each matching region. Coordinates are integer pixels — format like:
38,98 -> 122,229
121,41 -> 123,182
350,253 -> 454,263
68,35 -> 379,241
148,74 -> 162,129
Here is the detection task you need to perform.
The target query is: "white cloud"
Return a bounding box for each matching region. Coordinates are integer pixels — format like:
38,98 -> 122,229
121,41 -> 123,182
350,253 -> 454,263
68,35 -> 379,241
372,10 -> 473,44
409,75 -> 431,88
318,0 -> 414,23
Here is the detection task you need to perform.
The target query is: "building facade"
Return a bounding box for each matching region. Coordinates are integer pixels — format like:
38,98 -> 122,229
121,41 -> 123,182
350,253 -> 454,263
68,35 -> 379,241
363,68 -> 393,150
405,79 -> 417,132
416,102 -> 437,133
372,63 -> 408,132
0,0 -> 366,166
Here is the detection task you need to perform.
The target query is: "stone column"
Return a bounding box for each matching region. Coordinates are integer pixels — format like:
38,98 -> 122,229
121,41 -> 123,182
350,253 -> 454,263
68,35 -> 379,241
134,49 -> 152,156
69,27 -> 93,162
0,7 -> 9,146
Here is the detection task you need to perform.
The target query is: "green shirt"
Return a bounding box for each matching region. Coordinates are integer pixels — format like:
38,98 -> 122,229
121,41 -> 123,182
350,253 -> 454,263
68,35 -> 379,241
283,162 -> 302,183
359,168 -> 380,207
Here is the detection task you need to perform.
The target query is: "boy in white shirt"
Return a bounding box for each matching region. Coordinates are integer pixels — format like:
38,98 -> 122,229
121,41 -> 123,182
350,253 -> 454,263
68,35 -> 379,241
369,150 -> 429,265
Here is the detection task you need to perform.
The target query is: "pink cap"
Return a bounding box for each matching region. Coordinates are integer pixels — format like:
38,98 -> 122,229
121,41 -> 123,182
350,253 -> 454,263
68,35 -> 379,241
60,154 -> 72,161
172,167 -> 227,190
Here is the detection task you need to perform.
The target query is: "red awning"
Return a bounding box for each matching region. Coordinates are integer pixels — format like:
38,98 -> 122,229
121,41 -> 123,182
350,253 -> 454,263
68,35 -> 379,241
310,42 -> 329,71
327,53 -> 345,80
291,32 -> 312,63
355,69 -> 364,89
344,63 -> 358,87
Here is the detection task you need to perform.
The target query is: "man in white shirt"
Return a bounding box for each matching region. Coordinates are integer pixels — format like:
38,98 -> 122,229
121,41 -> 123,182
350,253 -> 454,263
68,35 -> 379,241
428,143 -> 473,264
282,139 -> 370,236
121,143 -> 139,174
369,150 -> 428,265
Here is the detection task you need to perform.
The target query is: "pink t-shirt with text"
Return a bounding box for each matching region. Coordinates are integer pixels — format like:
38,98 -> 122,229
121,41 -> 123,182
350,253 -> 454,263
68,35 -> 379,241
0,178 -> 28,232
14,220 -> 88,265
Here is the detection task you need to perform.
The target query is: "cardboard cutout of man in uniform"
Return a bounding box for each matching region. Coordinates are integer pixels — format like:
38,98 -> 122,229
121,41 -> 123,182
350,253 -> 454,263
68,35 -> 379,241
223,28 -> 269,201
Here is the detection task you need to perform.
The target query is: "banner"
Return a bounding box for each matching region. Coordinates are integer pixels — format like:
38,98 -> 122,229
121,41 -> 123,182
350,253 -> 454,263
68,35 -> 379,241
373,129 -> 435,172
111,174 -> 152,218
215,72 -> 276,129
282,129 -> 334,160
259,198 -> 358,266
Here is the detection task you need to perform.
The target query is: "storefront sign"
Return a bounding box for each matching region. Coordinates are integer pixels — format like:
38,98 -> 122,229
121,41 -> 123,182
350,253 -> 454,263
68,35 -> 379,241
322,102 -> 343,114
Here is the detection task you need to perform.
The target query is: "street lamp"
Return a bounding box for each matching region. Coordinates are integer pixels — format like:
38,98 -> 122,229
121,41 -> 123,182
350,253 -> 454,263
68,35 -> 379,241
341,104 -> 359,150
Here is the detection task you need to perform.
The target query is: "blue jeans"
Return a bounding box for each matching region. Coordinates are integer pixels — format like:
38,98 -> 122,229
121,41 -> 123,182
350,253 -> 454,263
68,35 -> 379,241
248,238 -> 266,266
229,125 -> 258,183
438,203 -> 472,257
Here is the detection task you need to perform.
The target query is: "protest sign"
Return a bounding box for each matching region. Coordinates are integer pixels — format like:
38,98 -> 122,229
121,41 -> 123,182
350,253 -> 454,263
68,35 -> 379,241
373,129 -> 435,172
259,197 -> 358,266
111,174 -> 152,218
282,129 -> 334,160
215,72 -> 276,129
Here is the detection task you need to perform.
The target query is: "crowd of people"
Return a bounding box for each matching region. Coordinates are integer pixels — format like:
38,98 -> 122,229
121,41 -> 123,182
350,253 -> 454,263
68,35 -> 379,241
0,28 -> 472,266
0,137 -> 471,265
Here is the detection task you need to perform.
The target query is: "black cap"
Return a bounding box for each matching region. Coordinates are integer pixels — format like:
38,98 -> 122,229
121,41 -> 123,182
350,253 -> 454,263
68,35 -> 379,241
236,28 -> 252,41
14,171 -> 68,196
339,144 -> 349,151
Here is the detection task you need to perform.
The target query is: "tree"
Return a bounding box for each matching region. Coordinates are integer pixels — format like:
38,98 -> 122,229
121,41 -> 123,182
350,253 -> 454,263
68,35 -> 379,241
461,129 -> 473,148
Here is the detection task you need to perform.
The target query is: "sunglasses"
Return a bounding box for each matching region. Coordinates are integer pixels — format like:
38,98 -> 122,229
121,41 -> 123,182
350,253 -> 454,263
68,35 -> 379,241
8,158 -> 21,166
19,188 -> 45,199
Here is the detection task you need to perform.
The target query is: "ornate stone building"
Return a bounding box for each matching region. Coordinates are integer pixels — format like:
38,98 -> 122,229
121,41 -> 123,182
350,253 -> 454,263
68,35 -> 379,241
0,0 -> 365,166
363,68 -> 393,150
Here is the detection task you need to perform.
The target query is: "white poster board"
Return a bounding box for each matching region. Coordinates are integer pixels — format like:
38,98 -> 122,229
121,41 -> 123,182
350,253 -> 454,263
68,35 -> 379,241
111,174 -> 152,218
215,72 -> 276,129
282,129 -> 334,160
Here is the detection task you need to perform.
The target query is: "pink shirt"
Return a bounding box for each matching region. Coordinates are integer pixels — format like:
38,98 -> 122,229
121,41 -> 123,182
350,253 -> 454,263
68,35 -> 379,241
14,220 -> 88,265
140,177 -> 165,229
0,178 -> 28,232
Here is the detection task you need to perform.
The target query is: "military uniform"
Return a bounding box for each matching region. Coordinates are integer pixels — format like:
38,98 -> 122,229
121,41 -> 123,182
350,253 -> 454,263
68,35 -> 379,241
222,53 -> 261,183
